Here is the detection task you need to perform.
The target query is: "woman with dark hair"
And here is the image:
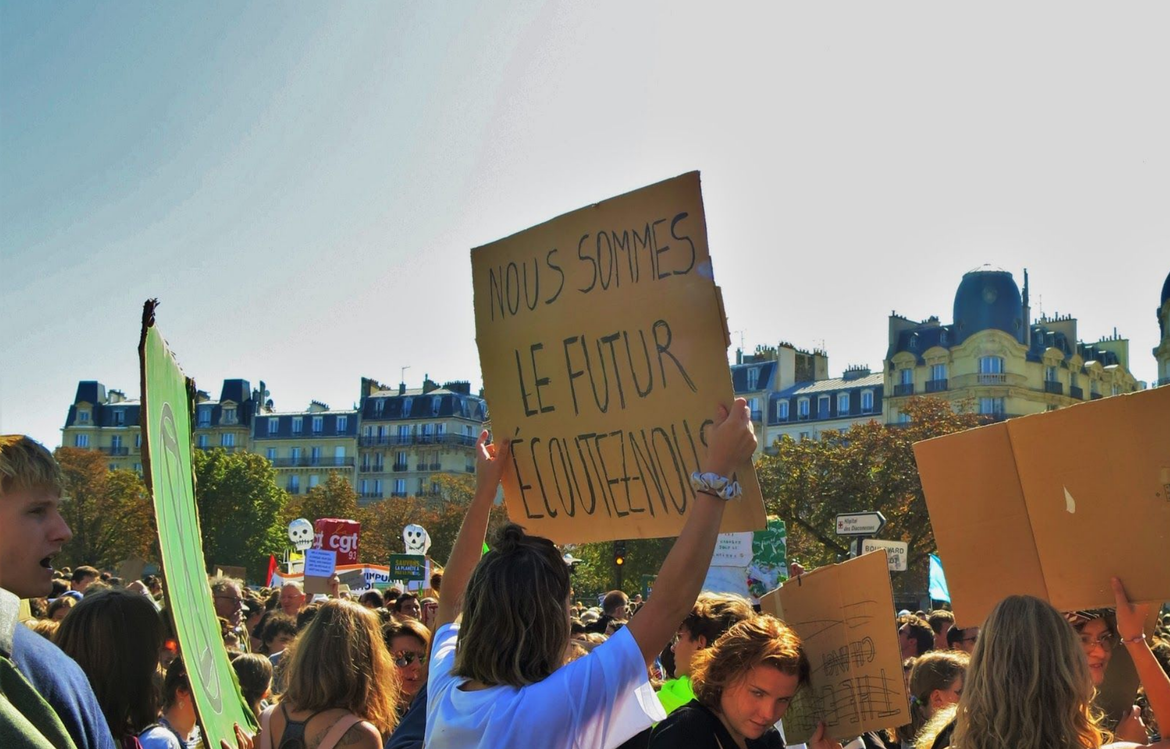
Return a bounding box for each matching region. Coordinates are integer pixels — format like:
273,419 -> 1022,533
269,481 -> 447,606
382,619 -> 432,714
54,588 -> 167,748
425,401 -> 762,749
229,654 -> 272,722
138,658 -> 196,749
648,614 -> 822,749
895,650 -> 968,748
258,599 -> 398,749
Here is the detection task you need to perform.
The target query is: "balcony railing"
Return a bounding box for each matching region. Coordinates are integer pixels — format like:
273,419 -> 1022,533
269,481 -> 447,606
197,445 -> 239,453
359,433 -> 478,448
287,486 -> 302,495
101,446 -> 130,456
894,383 -> 915,396
390,491 -> 408,498
1157,377 -> 1170,387
1091,392 -> 1103,400
925,379 -> 948,393
358,464 -> 384,473
271,456 -> 355,468
392,463 -> 408,472
1044,381 -> 1063,395
1069,386 -> 1084,399
359,491 -> 383,500
977,373 -> 1007,385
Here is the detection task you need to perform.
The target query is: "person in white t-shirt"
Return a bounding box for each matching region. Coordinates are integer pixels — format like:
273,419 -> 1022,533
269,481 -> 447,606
426,399 -> 760,749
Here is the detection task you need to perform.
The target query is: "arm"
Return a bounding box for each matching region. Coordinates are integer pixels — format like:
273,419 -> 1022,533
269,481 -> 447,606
1112,578 -> 1170,737
435,431 -> 510,629
626,398 -> 757,665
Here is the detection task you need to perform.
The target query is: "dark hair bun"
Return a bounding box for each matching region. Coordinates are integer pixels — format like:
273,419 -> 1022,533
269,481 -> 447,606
492,523 -> 528,554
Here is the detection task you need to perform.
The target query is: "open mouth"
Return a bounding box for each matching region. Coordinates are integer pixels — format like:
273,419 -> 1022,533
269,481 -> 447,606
39,556 -> 53,570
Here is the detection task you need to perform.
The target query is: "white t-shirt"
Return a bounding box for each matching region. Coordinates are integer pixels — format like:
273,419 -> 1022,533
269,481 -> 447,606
425,622 -> 665,749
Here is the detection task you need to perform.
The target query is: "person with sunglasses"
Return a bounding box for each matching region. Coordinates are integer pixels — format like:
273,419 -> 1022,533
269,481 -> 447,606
383,619 -> 432,715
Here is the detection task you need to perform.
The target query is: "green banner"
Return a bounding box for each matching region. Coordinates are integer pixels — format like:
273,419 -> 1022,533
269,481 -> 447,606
139,304 -> 257,744
388,554 -> 427,581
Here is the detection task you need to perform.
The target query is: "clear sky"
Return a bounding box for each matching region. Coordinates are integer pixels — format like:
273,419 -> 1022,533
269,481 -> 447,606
3,1 -> 1168,449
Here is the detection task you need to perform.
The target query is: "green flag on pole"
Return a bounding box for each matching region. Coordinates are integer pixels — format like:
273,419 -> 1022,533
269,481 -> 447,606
139,301 -> 257,744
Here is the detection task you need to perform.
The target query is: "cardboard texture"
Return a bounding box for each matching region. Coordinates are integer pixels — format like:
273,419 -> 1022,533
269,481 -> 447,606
471,172 -> 766,543
213,565 -> 247,582
117,556 -> 148,584
760,551 -> 910,743
914,387 -> 1170,628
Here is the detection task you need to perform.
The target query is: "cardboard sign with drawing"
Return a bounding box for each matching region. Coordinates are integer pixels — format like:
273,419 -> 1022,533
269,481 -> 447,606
471,172 -> 767,544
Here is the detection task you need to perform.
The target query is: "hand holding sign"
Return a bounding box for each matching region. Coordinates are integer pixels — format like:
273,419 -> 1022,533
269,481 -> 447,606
475,431 -> 511,497
701,398 -> 756,477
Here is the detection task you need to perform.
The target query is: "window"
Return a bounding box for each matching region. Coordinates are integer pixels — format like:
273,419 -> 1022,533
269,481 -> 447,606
373,479 -> 382,495
817,396 -> 830,418
861,390 -> 874,412
78,410 -> 90,423
135,434 -> 141,449
289,476 -> 300,493
437,423 -> 447,437
1070,372 -> 1079,388
1045,365 -> 1058,383
1112,383 -> 1121,396
421,423 -> 434,443
223,407 -> 237,424
268,417 -> 280,435
312,416 -> 323,434
75,433 -> 89,448
899,411 -> 911,424
899,368 -> 913,385
291,447 -> 302,462
292,417 -> 303,435
133,464 -> 141,473
777,401 -> 789,421
360,479 -> 368,494
310,447 -> 321,465
266,448 -> 277,461
309,475 -> 319,489
837,393 -> 850,414
197,408 -> 211,427
111,435 -> 123,450
979,356 -> 1004,374
221,433 -> 235,447
196,434 -> 209,448
374,399 -> 385,416
798,431 -> 810,441
396,451 -> 407,468
432,396 -> 442,416
394,479 -> 406,495
397,425 -> 411,443
113,410 -> 125,426
979,397 -> 1005,415
798,398 -> 810,418
334,446 -> 346,464
747,367 -> 760,390
402,397 -> 413,416
930,364 -> 947,381
337,415 -> 348,433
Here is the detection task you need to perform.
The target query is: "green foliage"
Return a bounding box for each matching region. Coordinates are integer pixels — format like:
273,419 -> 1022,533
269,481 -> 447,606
55,448 -> 156,568
756,396 -> 983,570
566,537 -> 672,603
193,448 -> 289,582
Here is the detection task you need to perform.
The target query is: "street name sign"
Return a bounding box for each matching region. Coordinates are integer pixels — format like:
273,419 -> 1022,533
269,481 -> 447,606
861,539 -> 908,571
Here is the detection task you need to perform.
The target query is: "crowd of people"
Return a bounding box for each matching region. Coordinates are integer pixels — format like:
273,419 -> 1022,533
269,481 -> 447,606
3,403 -> 1170,749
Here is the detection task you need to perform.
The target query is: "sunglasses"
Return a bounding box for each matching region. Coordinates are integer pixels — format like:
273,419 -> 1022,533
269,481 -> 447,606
394,651 -> 428,668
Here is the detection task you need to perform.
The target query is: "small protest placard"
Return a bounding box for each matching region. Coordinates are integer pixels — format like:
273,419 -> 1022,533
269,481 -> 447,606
760,551 -> 909,743
304,549 -> 337,578
471,172 -> 767,544
388,554 -> 427,582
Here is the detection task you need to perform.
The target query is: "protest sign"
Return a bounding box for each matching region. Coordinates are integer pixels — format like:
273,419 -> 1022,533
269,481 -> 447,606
117,556 -> 147,584
711,532 -> 753,567
389,554 -> 427,582
471,172 -> 767,543
760,550 -> 909,743
860,540 -> 907,572
214,565 -> 247,582
303,549 -> 336,578
313,518 -> 361,565
914,386 -> 1170,627
701,517 -> 788,602
139,302 -> 257,744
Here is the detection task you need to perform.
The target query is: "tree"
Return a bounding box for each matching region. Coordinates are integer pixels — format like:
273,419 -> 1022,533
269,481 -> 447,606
54,448 -> 156,569
756,396 -> 984,570
567,537 -> 672,604
193,448 -> 289,582
282,472 -> 360,528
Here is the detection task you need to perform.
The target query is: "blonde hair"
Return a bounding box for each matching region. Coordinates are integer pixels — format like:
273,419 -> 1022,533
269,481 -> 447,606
951,595 -> 1105,749
281,600 -> 400,736
898,649 -> 969,744
692,614 -> 809,711
0,435 -> 63,498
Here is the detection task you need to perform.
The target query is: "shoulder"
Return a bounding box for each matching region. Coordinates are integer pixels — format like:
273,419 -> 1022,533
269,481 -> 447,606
137,727 -> 181,749
747,727 -> 785,749
334,721 -> 380,749
649,701 -> 721,749
12,623 -> 85,684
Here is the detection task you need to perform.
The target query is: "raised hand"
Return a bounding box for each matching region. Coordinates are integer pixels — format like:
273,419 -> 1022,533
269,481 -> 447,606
701,398 -> 757,477
474,430 -> 511,498
1111,577 -> 1149,641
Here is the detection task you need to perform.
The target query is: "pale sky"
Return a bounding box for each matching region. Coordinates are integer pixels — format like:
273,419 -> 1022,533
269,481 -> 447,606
3,1 -> 1168,449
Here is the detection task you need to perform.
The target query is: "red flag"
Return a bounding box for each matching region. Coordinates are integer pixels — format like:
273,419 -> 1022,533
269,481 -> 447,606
266,554 -> 277,587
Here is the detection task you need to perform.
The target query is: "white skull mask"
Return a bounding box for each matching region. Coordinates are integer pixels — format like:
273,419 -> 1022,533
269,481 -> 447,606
403,524 -> 431,556
288,518 -> 314,552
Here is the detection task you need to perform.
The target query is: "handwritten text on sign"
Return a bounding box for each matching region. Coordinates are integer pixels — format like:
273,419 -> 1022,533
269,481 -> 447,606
472,173 -> 766,544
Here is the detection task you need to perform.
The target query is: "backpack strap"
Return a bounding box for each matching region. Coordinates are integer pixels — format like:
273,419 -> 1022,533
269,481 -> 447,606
316,715 -> 364,749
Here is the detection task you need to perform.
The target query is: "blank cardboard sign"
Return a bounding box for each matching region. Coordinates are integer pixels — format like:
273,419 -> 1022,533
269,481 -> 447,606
760,550 -> 910,743
914,386 -> 1170,628
471,172 -> 766,544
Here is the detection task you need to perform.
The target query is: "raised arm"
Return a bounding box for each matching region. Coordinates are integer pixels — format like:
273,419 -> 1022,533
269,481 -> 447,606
1112,577 -> 1170,743
626,398 -> 757,665
435,431 -> 510,629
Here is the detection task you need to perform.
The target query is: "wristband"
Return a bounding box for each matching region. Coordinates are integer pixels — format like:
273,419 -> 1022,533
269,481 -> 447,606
1120,633 -> 1146,644
689,471 -> 742,500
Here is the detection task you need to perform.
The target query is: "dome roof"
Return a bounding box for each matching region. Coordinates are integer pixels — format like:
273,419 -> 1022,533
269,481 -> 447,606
1162,269 -> 1170,307
953,265 -> 1024,345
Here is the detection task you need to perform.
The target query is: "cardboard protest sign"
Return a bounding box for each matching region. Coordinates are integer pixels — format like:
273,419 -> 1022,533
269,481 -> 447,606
389,554 -> 428,581
471,172 -> 766,543
760,550 -> 909,743
214,565 -> 247,582
314,518 -> 361,565
914,387 -> 1170,628
117,556 -> 147,584
139,303 -> 257,743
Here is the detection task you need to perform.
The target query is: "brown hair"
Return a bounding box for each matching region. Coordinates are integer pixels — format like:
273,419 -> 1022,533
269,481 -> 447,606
383,618 -> 432,652
692,614 -> 810,712
952,595 -> 1104,749
54,589 -> 165,739
901,615 -> 935,656
25,618 -> 59,639
927,609 -> 955,635
453,523 -> 571,687
281,599 -> 399,735
897,649 -> 969,743
681,592 -> 754,646
0,435 -> 62,498
230,653 -> 272,718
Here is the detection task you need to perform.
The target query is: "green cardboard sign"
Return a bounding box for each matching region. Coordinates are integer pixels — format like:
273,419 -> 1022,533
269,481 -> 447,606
139,304 -> 257,744
388,554 -> 427,581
